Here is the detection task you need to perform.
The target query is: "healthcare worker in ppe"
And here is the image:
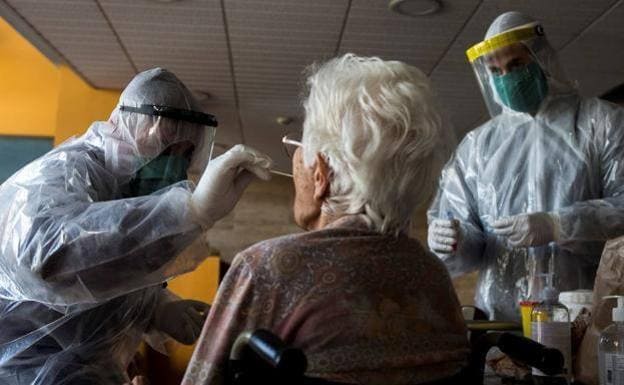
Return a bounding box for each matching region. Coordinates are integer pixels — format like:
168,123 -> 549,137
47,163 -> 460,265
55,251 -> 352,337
0,68 -> 273,384
428,12 -> 624,321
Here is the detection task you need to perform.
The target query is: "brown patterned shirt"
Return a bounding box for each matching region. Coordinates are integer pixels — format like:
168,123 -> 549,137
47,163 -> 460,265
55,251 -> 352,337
182,215 -> 469,385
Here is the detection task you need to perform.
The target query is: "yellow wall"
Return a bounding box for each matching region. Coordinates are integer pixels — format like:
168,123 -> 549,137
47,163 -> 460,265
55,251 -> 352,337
0,17 -> 120,142
1,15 -> 221,381
54,66 -> 120,145
0,17 -> 59,137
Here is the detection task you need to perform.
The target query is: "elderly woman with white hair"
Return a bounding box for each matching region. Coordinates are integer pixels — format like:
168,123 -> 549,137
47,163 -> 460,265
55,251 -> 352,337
182,54 -> 469,385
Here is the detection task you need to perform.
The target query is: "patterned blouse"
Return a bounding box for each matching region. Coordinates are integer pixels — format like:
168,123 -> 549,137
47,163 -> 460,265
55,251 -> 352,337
182,215 -> 469,385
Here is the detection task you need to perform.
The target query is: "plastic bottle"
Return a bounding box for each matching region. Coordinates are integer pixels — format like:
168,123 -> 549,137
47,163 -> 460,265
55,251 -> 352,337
599,296 -> 624,385
531,275 -> 572,384
559,289 -> 593,322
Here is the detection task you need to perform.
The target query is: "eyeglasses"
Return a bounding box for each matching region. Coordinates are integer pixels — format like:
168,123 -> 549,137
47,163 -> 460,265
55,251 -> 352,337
264,132 -> 303,179
282,132 -> 302,159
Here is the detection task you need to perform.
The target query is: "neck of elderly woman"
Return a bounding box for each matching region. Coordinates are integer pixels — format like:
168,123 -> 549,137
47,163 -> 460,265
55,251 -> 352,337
306,210 -> 342,231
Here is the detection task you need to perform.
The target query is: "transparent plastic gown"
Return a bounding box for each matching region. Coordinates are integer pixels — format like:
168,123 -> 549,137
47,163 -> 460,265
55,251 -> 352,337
428,18 -> 624,321
0,68 -> 215,384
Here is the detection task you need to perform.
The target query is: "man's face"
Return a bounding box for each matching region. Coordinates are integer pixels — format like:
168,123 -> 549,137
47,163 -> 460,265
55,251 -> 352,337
131,115 -> 204,161
486,43 -> 534,76
292,147 -> 321,230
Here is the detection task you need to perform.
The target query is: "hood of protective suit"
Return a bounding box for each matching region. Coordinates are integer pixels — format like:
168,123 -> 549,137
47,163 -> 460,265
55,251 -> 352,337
102,68 -> 215,182
485,11 -> 537,40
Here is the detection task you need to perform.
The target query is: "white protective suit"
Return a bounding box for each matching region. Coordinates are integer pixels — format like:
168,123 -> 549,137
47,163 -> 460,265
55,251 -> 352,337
0,68 -> 265,384
428,12 -> 624,320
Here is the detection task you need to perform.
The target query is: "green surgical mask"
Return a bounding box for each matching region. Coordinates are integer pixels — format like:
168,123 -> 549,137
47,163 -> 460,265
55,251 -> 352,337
129,154 -> 189,196
492,61 -> 549,114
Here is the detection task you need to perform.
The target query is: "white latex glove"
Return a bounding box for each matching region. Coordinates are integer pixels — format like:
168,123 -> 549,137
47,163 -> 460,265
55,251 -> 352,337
428,218 -> 461,254
153,299 -> 210,345
190,144 -> 273,229
492,212 -> 560,247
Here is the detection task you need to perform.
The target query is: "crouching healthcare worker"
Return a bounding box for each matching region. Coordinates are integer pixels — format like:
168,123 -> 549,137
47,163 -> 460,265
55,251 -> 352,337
428,12 -> 624,321
0,68 -> 272,384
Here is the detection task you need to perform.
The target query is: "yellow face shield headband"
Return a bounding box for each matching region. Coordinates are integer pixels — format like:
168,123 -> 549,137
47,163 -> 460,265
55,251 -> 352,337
466,24 -> 545,63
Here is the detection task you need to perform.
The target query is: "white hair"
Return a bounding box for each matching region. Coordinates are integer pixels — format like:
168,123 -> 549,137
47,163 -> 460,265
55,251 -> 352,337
302,53 -> 445,235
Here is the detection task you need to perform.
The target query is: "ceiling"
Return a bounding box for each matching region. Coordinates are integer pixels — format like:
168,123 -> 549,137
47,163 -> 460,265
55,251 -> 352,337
1,0 -> 623,172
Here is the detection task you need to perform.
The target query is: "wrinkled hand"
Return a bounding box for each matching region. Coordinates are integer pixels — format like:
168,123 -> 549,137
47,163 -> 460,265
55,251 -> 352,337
191,145 -> 273,229
154,300 -> 210,345
428,218 -> 461,254
487,350 -> 530,380
492,212 -> 560,247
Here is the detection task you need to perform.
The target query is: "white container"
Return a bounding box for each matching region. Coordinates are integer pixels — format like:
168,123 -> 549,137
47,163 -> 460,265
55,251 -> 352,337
559,289 -> 593,321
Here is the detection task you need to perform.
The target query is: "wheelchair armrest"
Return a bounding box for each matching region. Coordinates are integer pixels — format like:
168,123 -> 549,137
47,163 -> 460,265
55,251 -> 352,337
496,332 -> 564,375
229,328 -> 564,385
467,332 -> 564,385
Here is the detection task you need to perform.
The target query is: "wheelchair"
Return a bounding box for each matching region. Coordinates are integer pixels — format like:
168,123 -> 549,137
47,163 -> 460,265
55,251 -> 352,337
227,327 -> 566,385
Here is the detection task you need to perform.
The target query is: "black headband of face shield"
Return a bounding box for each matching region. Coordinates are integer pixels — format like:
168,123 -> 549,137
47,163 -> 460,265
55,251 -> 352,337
119,104 -> 218,127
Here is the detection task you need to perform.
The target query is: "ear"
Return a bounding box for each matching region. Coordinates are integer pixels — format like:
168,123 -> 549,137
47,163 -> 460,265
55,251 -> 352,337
312,153 -> 330,203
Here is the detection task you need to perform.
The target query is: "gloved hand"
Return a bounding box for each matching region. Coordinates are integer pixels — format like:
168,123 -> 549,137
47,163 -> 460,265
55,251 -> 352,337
190,144 -> 273,229
492,212 -> 560,247
153,299 -> 210,345
428,218 -> 461,254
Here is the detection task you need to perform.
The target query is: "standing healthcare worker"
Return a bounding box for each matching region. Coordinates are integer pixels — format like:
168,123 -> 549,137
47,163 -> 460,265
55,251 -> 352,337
428,12 -> 624,321
0,68 -> 272,384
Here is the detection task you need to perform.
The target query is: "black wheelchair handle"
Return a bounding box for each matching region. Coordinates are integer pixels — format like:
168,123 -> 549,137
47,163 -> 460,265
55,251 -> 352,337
497,333 -> 564,375
246,329 -> 308,375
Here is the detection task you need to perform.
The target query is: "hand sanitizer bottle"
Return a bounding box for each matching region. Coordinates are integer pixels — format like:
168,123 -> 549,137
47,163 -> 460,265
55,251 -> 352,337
599,296 -> 624,385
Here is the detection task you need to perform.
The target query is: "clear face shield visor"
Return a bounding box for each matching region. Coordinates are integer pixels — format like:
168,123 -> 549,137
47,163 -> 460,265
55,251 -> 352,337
118,104 -> 218,180
466,24 -> 550,117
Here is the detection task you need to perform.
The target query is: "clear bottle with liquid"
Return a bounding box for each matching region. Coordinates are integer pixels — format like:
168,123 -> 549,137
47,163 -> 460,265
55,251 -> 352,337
531,283 -> 572,384
599,296 -> 624,385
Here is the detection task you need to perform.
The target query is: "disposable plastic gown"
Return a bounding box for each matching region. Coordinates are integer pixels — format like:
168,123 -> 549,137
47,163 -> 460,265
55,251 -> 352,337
0,68 -> 214,384
429,14 -> 624,321
429,92 -> 624,321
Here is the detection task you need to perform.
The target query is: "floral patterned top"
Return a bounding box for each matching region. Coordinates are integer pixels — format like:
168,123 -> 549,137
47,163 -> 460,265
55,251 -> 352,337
182,215 -> 469,385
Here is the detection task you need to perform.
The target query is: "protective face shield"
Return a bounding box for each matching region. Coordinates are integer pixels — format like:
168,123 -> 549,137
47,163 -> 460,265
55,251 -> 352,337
119,104 -> 217,196
104,68 -> 218,184
466,16 -> 572,117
